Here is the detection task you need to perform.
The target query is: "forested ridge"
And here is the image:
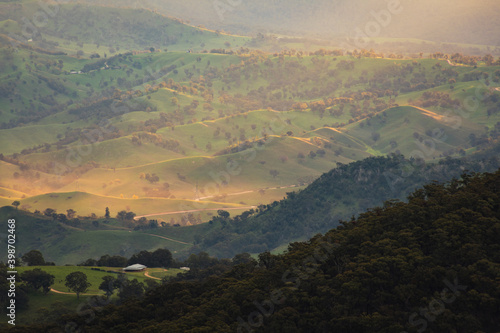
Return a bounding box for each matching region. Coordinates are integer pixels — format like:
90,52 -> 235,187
193,153 -> 500,257
7,167 -> 500,332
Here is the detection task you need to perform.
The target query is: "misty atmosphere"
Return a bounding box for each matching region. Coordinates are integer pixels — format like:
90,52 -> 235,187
1,0 -> 500,331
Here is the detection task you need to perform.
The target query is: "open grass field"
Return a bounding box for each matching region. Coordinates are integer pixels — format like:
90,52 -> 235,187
0,265 -> 185,325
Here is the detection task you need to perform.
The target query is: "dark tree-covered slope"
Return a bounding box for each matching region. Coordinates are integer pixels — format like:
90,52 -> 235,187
191,153 -> 500,257
7,168 -> 500,332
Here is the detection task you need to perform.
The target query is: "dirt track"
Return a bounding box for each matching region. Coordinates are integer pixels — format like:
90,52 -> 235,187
144,269 -> 167,280
50,288 -> 100,296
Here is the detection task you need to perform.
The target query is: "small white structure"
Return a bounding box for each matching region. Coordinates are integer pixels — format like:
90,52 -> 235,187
180,267 -> 191,271
123,264 -> 147,272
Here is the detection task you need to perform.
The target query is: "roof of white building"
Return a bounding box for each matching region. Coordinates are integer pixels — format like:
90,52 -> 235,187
123,264 -> 147,271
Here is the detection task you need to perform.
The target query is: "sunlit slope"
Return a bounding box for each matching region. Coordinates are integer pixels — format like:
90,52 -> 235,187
20,191 -> 246,217
8,103 -> 495,211
2,46 -> 499,216
341,106 -> 486,158
0,0 -> 250,53
35,98 -> 488,204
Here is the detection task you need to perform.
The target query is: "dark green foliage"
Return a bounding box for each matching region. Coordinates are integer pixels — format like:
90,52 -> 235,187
0,264 -> 30,314
64,271 -> 91,300
127,248 -> 173,268
78,248 -> 173,268
99,276 -> 117,299
21,250 -> 46,266
19,268 -> 55,294
117,279 -> 144,302
96,255 -> 128,268
116,210 -> 136,221
15,169 -> 500,332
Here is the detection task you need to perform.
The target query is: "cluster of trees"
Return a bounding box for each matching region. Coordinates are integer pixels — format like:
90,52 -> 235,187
14,168 -> 500,332
131,132 -> 181,152
116,210 -> 136,221
78,248 -> 173,268
411,91 -> 462,109
20,250 -> 55,267
429,52 -> 500,67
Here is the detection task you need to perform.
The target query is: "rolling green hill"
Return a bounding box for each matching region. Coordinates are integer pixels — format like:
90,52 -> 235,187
0,206 -> 194,264
0,0 -> 250,54
1,45 -> 500,226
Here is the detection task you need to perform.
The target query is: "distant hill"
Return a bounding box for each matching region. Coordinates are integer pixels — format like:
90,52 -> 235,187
74,0 -> 500,46
1,46 -> 500,228
0,0 -> 250,53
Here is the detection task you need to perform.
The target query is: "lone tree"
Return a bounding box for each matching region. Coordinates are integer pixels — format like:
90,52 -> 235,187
20,268 -> 55,295
43,208 -> 56,218
99,276 -> 117,299
65,271 -> 91,300
66,209 -> 76,219
270,169 -> 279,179
22,250 -> 46,266
11,201 -> 20,210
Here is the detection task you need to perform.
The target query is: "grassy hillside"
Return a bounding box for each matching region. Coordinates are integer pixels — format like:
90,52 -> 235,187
1,47 -> 499,225
0,206 -> 193,264
0,265 -> 184,325
0,0 -> 250,54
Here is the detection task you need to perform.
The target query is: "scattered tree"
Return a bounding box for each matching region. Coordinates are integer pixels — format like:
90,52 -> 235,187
66,209 -> 76,219
65,271 -> 91,300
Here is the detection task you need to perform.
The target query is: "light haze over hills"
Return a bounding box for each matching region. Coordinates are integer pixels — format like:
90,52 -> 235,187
70,0 -> 500,46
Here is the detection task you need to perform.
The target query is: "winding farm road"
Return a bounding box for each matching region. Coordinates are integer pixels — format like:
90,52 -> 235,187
196,184 -> 300,201
144,269 -> 167,280
134,184 -> 305,220
141,233 -> 192,245
50,288 -> 100,296
134,206 -> 257,219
